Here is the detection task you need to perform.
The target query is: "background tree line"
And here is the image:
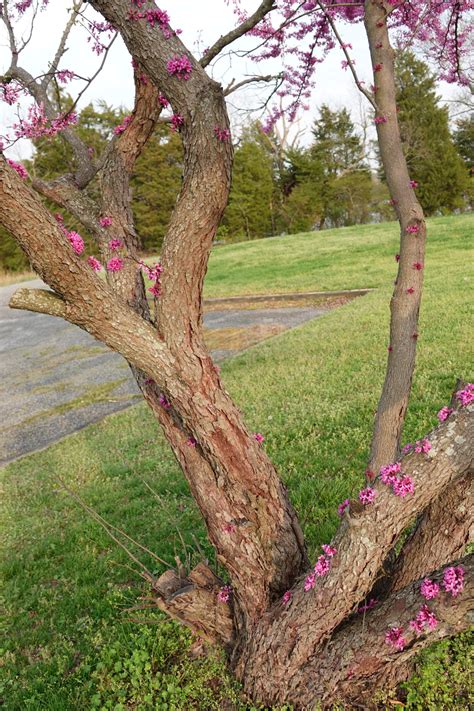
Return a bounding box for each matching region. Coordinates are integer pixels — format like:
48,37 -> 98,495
1,52 -> 472,273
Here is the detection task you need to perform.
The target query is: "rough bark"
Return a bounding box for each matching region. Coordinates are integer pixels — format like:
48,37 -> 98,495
238,404 -> 473,702
365,0 -> 427,475
306,554 -> 474,709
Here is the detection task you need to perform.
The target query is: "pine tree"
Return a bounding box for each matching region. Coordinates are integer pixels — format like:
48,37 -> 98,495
395,52 -> 468,214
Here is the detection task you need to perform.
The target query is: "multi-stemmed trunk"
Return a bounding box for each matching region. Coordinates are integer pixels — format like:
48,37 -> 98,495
0,0 -> 472,708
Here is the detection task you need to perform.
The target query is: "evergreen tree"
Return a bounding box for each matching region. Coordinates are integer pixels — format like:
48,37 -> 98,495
309,105 -> 372,228
394,52 -> 468,214
219,123 -> 276,241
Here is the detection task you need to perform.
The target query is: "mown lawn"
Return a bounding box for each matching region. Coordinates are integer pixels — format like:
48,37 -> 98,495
1,214 -> 473,709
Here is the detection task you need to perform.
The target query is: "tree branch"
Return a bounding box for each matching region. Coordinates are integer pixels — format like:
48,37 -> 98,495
201,0 -> 276,68
9,287 -> 67,317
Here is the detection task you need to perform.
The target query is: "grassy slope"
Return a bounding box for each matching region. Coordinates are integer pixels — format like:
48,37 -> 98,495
1,214 -> 473,710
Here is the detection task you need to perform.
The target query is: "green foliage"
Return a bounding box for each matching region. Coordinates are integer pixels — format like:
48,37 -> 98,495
1,215 -> 472,709
220,123 -> 277,240
394,52 -> 468,215
132,123 -> 183,252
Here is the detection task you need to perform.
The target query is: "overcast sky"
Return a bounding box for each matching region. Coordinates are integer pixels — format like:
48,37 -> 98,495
0,0 -> 458,160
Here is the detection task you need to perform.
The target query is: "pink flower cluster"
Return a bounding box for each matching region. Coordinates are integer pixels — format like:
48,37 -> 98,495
158,94 -> 169,108
420,578 -> 440,600
128,6 -> 176,38
87,256 -> 102,272
379,461 -> 414,497
108,239 -> 123,252
67,231 -> 85,256
159,393 -> 171,410
359,487 -> 376,505
414,438 -> 431,454
7,159 -> 28,180
385,627 -> 406,651
282,590 -> 292,605
337,498 -> 350,516
304,546 -> 335,591
1,82 -> 23,105
456,383 -> 474,407
114,115 -> 132,135
217,585 -> 231,603
410,180 -> 419,189
13,103 -> 77,140
374,115 -> 387,125
99,216 -> 113,227
166,55 -> 192,80
443,565 -> 464,597
170,114 -> 184,132
57,70 -> 75,83
141,261 -> 163,297
409,604 -> 438,633
186,437 -> 197,447
223,522 -> 236,534
106,257 -> 124,272
254,432 -> 265,444
406,224 -> 420,234
437,406 -> 453,422
214,126 -> 231,142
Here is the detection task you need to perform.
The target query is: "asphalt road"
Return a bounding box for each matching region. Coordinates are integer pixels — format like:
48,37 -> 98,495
0,279 -> 328,465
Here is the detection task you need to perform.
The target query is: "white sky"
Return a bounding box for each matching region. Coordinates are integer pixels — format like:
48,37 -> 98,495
0,0 -> 460,160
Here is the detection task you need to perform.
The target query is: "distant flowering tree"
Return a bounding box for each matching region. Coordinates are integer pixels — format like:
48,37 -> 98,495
0,1 -> 472,707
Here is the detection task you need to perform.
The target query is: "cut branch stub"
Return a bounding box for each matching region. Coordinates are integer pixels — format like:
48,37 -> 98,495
154,563 -> 234,647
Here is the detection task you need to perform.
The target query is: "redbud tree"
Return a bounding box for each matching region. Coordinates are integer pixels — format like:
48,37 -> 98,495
0,1 -> 472,707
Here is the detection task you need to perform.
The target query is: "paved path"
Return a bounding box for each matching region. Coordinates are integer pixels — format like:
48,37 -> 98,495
0,280 -> 329,465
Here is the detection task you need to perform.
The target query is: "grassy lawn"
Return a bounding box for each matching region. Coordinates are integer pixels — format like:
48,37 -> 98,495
1,214 -> 473,709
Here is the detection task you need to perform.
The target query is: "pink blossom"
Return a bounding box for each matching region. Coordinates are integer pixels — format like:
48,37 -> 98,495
57,70 -> 75,83
214,126 -> 231,142
144,378 -> 154,385
223,522 -> 236,534
395,254 -> 400,262
1,82 -> 22,105
410,604 -> 438,633
87,256 -> 102,272
379,462 -> 401,486
106,257 -> 124,272
357,598 -> 378,614
304,572 -> 316,591
406,224 -> 420,234
437,406 -> 453,422
385,627 -> 406,651
7,159 -> 28,180
420,578 -> 440,600
410,180 -> 419,188
374,115 -> 387,125
254,432 -> 265,444
158,93 -> 169,108
217,585 -> 231,603
406,287 -> 415,294
456,383 -> 474,407
282,590 -> 292,605
322,544 -> 337,557
314,555 -> 330,577
67,231 -> 84,255
148,284 -> 162,297
373,63 -> 383,72
338,499 -> 350,516
99,216 -> 113,227
393,475 -> 415,497
443,565 -> 464,597
412,262 -> 423,270
414,438 -> 431,454
167,55 -> 192,80
186,436 -> 197,447
170,113 -> 184,131
401,443 -> 413,454
114,115 -> 132,135
108,239 -> 123,251
359,487 -> 376,505
159,393 -> 171,410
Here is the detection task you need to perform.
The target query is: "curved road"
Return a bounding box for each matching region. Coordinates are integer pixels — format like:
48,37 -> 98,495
0,279 -> 329,465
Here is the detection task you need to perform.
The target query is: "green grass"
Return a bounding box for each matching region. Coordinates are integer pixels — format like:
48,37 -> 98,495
1,214 -> 473,709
